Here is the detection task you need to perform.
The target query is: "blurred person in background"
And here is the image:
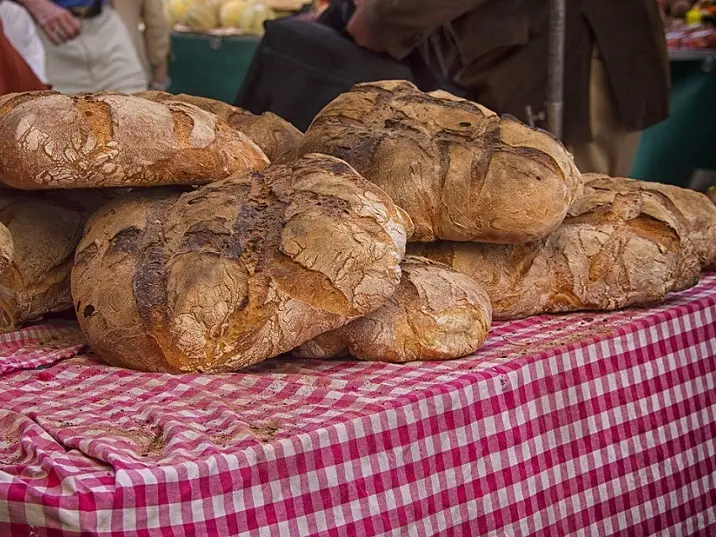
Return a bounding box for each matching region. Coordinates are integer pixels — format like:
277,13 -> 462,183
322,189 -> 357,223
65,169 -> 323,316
111,0 -> 171,91
346,0 -> 669,177
14,0 -> 147,93
0,10 -> 47,93
0,0 -> 47,84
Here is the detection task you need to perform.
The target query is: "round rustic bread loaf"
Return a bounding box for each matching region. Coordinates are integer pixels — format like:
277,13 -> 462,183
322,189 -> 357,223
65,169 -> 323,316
299,80 -> 583,243
0,190 -> 112,333
584,174 -> 716,271
0,91 -> 269,189
136,91 -> 303,164
71,154 -> 412,373
295,256 -> 492,363
410,186 -> 701,320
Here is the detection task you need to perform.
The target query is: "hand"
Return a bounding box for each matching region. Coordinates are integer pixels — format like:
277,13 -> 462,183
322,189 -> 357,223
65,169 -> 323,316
23,0 -> 80,45
346,1 -> 385,53
151,63 -> 169,87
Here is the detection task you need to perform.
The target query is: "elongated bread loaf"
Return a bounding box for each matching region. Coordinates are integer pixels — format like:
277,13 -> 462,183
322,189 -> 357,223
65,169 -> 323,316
295,256 -> 492,363
300,80 -> 583,243
584,174 -> 716,270
71,154 -> 411,373
410,186 -> 701,320
0,190 -> 112,333
136,91 -> 303,164
0,91 -> 269,189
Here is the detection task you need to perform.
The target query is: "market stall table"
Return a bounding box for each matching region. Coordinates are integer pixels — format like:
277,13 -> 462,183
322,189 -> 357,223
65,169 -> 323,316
168,32 -> 260,103
1,273 -> 715,536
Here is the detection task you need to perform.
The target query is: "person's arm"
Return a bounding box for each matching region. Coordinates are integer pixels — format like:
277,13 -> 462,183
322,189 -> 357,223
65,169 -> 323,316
141,0 -> 170,88
348,0 -> 489,59
15,0 -> 79,44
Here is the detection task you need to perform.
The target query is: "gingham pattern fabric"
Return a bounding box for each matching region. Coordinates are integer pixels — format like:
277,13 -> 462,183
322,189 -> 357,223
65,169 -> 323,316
1,273 -> 715,537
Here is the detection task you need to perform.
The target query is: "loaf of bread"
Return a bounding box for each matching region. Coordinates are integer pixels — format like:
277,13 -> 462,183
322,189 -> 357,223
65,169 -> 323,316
0,91 -> 269,189
0,223 -> 12,276
584,174 -> 716,270
299,80 -> 583,243
72,154 -> 412,373
295,256 -> 492,363
136,91 -> 303,164
0,190 -> 112,333
410,186 -> 701,320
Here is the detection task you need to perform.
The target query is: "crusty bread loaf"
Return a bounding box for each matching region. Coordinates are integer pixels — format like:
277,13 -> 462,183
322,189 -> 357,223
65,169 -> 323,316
295,256 -> 492,363
0,223 -> 12,276
0,91 -> 269,190
0,190 -> 112,333
584,174 -> 716,270
71,154 -> 411,373
410,186 -> 701,320
136,91 -> 303,164
299,80 -> 583,243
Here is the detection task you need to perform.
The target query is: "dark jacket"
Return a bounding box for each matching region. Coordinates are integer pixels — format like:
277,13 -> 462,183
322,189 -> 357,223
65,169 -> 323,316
363,0 -> 669,144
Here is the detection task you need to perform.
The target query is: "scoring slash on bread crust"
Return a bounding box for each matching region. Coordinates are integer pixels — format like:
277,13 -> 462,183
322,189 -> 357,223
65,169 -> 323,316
295,255 -> 492,363
410,183 -> 701,320
71,154 -> 412,373
300,80 -> 583,244
0,91 -> 269,189
136,91 -> 303,164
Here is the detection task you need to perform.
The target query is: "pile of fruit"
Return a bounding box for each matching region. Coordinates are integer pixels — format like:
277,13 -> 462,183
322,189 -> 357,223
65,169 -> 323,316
165,0 -> 301,35
659,0 -> 716,50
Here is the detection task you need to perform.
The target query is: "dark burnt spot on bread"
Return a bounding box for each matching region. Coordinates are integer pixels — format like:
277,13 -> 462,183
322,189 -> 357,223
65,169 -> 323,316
107,226 -> 142,255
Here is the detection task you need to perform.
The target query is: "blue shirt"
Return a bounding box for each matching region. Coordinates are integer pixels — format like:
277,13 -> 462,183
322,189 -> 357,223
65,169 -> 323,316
54,0 -> 107,8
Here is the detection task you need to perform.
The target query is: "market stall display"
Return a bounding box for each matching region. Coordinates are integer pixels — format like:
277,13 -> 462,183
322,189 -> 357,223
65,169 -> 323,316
0,275 -> 714,535
165,0 -> 307,35
0,80 -> 715,535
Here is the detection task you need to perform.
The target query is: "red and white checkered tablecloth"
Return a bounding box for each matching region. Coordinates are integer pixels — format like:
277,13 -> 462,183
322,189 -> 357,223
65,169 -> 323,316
1,273 -> 715,537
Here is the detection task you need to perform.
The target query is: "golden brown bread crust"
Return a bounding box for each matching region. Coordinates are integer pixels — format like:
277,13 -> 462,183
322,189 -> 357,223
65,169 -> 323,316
71,154 -> 411,373
410,186 -> 701,320
0,223 -> 12,277
0,91 -> 269,190
0,190 -> 113,333
295,256 -> 492,363
584,174 -> 716,271
136,91 -> 303,164
299,80 -> 583,243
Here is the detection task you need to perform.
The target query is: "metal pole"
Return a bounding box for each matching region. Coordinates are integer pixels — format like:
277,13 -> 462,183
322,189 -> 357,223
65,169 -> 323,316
546,0 -> 566,139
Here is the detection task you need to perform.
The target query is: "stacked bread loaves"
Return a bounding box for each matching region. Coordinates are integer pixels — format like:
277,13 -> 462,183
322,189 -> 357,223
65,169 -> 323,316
71,154 -> 416,372
410,181 -> 705,320
2,83 -> 710,373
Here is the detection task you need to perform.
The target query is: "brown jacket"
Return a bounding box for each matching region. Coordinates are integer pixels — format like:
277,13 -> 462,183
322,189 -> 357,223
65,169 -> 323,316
363,0 -> 669,144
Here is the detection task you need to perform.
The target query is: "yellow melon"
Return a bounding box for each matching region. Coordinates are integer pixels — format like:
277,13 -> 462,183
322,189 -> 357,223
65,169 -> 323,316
237,3 -> 277,34
165,0 -> 201,27
219,0 -> 252,27
183,3 -> 220,30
